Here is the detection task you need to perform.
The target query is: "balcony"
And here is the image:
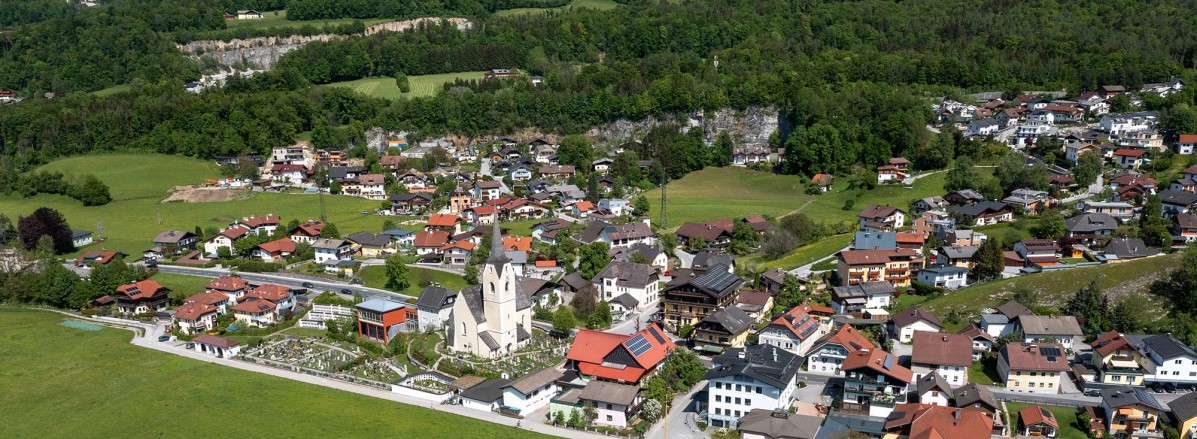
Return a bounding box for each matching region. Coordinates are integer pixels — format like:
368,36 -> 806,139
1128,428 -> 1164,438
1116,414 -> 1155,423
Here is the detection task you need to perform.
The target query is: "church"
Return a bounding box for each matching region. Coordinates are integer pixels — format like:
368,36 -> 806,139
448,221 -> 534,358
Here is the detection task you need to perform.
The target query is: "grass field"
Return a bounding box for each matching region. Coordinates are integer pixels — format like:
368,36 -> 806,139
151,272 -> 217,301
495,0 -> 619,16
909,253 -> 1181,332
326,72 -> 487,99
224,9 -> 390,31
0,154 -> 388,257
643,167 -> 978,229
357,265 -> 468,297
1005,402 -> 1088,439
0,309 -> 543,438
90,84 -> 132,97
739,233 -> 854,271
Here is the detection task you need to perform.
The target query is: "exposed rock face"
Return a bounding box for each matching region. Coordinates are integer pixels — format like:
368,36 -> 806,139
585,106 -> 784,146
178,17 -> 472,71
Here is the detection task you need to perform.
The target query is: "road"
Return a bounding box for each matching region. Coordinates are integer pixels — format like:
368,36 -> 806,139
479,158 -> 513,196
156,265 -> 415,301
786,246 -> 849,279
607,306 -> 659,335
674,249 -> 694,269
647,378 -> 708,439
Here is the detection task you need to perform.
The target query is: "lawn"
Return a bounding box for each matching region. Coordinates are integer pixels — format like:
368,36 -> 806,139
495,0 -> 619,17
223,9 -> 390,31
0,309 -> 545,438
739,233 -> 854,271
151,272 -> 217,301
643,167 -> 977,229
325,72 -> 487,99
913,253 -> 1181,332
1005,402 -> 1089,439
90,84 -> 132,97
501,218 -> 543,237
0,154 -> 389,257
967,356 -> 1001,386
357,265 -> 468,298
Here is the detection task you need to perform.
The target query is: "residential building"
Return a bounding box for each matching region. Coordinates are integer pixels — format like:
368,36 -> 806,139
954,384 -> 1003,434
564,324 -> 674,384
997,342 -> 1069,394
204,226 -> 250,255
500,367 -> 562,415
1099,387 -> 1164,439
205,276 -> 249,303
891,308 -> 944,343
448,226 -> 534,358
174,302 -> 218,335
1100,111 -> 1159,136
1066,142 -> 1102,163
235,215 -> 280,235
910,331 -> 972,386
916,264 -> 968,289
391,193 -> 434,214
414,285 -> 457,331
1018,406 -> 1059,438
439,241 -> 475,265
841,348 -> 913,418
836,248 -> 923,287
289,220 -> 325,244
345,232 -> 395,257
705,344 -> 804,428
884,404 -> 994,439
968,118 -> 1000,136
312,238 -> 353,264
675,220 -> 735,248
945,189 -> 986,206
413,231 -> 450,255
473,180 -> 502,201
948,202 -> 1015,226
937,244 -> 981,266
1014,239 -> 1062,267
1178,134 -> 1197,155
757,305 -> 834,357
1175,213 -> 1197,244
736,410 -> 822,439
73,251 -> 123,267
695,307 -> 756,352
1161,190 -> 1197,216
1089,331 -> 1145,386
957,324 -> 996,360
151,230 -> 198,253
979,300 -> 1034,338
244,284 -> 294,315
1016,315 -> 1083,350
356,299 -> 417,344
1136,334 -> 1197,388
660,266 -> 743,329
232,298 -> 278,327
592,260 -> 660,312
1114,148 -> 1148,169
1166,392 -> 1197,439
72,230 -> 94,248
114,280 -> 171,314
877,165 -> 907,184
857,205 -> 906,231
806,324 -> 874,375
830,281 -> 896,314
551,380 -> 643,429
253,238 -> 295,262
1075,200 -> 1137,221
1065,213 -> 1120,242
915,372 -> 953,406
1002,189 -> 1051,214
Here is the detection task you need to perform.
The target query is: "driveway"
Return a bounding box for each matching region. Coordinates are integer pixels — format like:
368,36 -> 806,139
646,379 -> 708,439
674,249 -> 694,269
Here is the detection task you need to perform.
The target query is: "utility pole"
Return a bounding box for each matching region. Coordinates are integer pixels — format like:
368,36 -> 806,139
319,192 -> 327,221
156,206 -> 162,225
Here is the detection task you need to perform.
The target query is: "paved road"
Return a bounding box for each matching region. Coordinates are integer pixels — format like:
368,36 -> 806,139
479,158 -> 513,196
647,378 -> 708,439
156,265 -> 415,301
786,246 -> 849,279
608,307 -> 659,336
674,249 -> 694,269
50,310 -> 604,438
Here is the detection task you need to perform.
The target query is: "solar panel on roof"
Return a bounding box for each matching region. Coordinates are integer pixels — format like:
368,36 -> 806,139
626,334 -> 652,357
1039,346 -> 1062,357
647,326 -> 666,345
883,354 -> 895,370
1040,408 -> 1052,419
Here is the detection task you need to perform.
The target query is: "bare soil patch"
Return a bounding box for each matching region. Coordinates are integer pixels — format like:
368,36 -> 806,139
161,186 -> 253,203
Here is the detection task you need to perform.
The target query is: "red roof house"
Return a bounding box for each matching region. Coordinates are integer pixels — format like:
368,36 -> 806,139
566,324 -> 675,383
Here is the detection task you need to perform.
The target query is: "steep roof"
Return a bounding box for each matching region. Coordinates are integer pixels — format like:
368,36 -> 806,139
767,306 -> 824,343
413,230 -> 450,248
814,324 -> 874,353
999,342 -> 1069,371
426,214 -> 461,228
842,349 -> 913,383
1168,392 -> 1197,422
911,331 -> 973,367
916,371 -> 952,395
700,306 -> 755,335
174,302 -> 217,321
997,300 -> 1033,319
892,308 -> 943,330
205,276 -> 248,292
1091,330 -> 1133,358
459,378 -> 510,403
414,285 -> 457,310
185,291 -> 229,306
592,260 -> 657,288
886,404 -> 994,439
115,280 -> 169,300
257,238 -> 296,254
1019,405 -> 1059,429
953,383 -> 998,411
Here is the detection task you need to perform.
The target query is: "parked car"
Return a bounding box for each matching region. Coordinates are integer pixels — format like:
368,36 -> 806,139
157,335 -> 170,342
340,288 -> 353,295
184,343 -> 195,349
302,282 -> 314,288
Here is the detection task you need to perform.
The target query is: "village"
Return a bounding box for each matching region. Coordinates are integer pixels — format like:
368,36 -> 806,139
47,75 -> 1197,439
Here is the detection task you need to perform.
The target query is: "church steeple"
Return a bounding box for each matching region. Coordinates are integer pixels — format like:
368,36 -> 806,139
486,218 -> 509,267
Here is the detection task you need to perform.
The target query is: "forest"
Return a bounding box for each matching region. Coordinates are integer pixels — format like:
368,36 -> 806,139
0,0 -> 1196,177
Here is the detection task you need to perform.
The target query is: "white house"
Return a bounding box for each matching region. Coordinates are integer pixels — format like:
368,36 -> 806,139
891,308 -> 944,344
1100,111 -> 1159,136
414,285 -> 456,331
597,198 -> 631,216
916,264 -> 969,290
191,334 -> 241,359
460,379 -> 509,413
1137,334 -> 1197,387
968,118 -> 1000,137
1065,143 -> 1101,163
203,226 -> 250,255
576,381 -> 642,429
592,260 -> 660,312
1016,315 -> 1083,351
757,305 -> 833,357
915,372 -> 953,407
704,345 -> 803,428
500,367 -> 562,415
1177,135 -> 1197,155
805,324 -> 874,376
312,238 -> 352,263
72,230 -> 94,248
910,331 -> 972,386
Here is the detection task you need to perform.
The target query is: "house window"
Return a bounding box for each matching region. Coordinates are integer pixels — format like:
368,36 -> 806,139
745,399 -> 752,406
606,415 -> 612,422
735,398 -> 741,405
756,386 -> 763,394
715,382 -> 722,390
715,395 -> 721,402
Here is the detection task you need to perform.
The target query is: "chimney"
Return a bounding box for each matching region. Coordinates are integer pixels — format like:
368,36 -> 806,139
738,350 -> 745,359
772,347 -> 777,362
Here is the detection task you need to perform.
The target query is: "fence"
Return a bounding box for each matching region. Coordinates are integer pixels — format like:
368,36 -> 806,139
999,396 -> 1094,408
239,355 -> 391,390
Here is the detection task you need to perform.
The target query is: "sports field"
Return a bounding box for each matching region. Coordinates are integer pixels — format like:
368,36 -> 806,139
326,72 -> 487,99
495,0 -> 619,17
0,309 -> 545,438
0,154 -> 389,257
